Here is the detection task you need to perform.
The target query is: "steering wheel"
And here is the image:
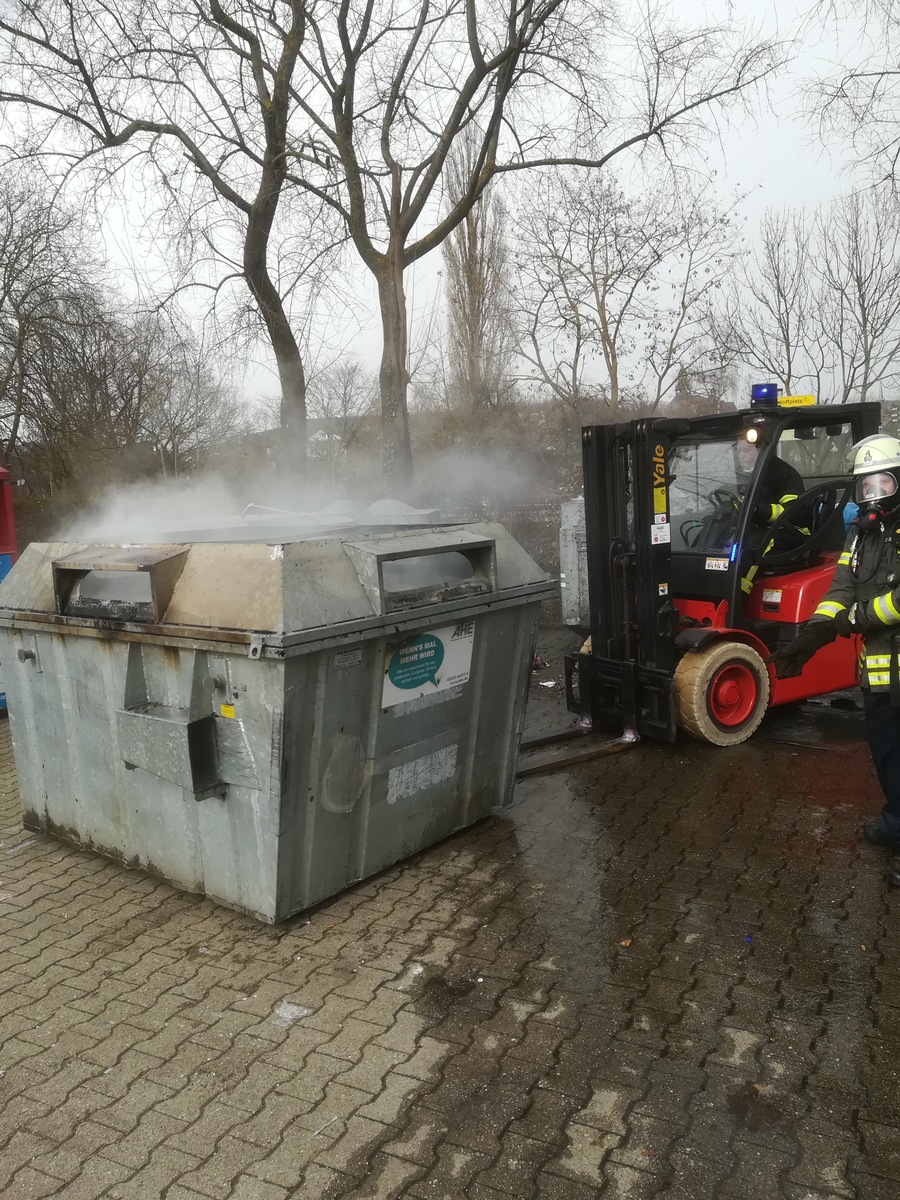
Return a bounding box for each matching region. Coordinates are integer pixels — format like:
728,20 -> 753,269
749,478 -> 853,570
707,488 -> 741,510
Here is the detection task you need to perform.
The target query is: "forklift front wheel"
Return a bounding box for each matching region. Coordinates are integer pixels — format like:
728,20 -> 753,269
674,641 -> 770,747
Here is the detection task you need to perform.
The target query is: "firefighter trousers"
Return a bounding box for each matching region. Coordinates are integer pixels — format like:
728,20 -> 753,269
863,690 -> 900,843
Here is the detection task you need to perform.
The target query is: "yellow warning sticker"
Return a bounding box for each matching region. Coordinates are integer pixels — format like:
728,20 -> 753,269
220,703 -> 235,719
777,394 -> 815,407
653,487 -> 667,515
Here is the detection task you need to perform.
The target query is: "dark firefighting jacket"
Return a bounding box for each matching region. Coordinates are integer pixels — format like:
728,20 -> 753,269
740,457 -> 808,595
812,521 -> 900,691
751,455 -> 806,525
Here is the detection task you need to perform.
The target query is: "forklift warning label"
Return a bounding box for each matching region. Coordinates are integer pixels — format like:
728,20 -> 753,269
705,557 -> 729,571
382,622 -> 475,709
651,523 -> 671,545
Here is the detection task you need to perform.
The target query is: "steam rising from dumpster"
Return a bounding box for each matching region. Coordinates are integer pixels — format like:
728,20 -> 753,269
0,513 -> 553,922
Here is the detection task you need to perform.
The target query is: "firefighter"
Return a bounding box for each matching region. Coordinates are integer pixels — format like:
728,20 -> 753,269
769,433 -> 900,874
736,436 -> 805,528
736,436 -> 807,595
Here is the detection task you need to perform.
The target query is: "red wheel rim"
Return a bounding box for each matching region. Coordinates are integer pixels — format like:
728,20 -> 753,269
707,661 -> 758,727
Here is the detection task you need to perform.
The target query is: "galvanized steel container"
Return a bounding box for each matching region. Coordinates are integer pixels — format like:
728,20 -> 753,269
0,524 -> 553,921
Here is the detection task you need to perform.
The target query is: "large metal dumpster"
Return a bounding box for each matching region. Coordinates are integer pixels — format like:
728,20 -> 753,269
0,524 -> 553,922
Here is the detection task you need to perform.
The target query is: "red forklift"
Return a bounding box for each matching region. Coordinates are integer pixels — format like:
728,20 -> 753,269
564,387 -> 881,746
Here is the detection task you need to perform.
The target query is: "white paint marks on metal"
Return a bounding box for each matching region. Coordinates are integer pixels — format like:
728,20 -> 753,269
272,1001 -> 313,1028
387,744 -> 458,805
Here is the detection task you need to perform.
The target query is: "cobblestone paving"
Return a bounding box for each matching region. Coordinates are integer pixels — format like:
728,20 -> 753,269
1,709 -> 900,1199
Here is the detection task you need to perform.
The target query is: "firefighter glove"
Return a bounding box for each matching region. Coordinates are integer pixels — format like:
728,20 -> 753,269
832,604 -> 866,637
751,502 -> 773,527
767,620 -> 838,679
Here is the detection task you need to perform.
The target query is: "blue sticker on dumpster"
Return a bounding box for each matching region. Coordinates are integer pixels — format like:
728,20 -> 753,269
383,622 -> 476,709
387,634 -> 445,690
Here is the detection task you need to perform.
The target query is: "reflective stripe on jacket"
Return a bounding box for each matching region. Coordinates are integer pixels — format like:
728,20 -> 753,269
811,530 -> 900,691
741,491 -> 810,594
757,492 -> 800,525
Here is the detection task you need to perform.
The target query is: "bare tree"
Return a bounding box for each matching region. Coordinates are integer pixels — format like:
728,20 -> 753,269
514,170 -> 736,416
306,359 -> 377,480
0,0 -> 783,492
126,314 -> 244,477
0,0 -> 346,468
817,190 -> 900,401
12,298 -> 239,488
442,130 -> 516,412
645,192 -> 741,408
809,2 -> 900,184
708,208 -> 826,397
709,193 -> 900,403
0,178 -> 100,465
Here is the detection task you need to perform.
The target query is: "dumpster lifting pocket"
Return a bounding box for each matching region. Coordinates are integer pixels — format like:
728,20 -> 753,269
116,706 -> 225,801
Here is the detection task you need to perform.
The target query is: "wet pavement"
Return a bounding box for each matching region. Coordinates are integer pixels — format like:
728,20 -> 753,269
1,629 -> 899,1198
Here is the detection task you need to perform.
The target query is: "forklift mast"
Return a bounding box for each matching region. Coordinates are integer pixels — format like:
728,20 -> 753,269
579,419 -> 681,740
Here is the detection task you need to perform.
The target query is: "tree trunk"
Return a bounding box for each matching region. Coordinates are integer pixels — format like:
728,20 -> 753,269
2,340 -> 26,468
376,246 -> 413,495
244,211 -> 307,470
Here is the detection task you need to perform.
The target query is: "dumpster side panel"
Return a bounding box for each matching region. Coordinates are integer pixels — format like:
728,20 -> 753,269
3,629 -> 282,919
195,655 -> 283,919
276,649 -> 369,916
273,599 -> 543,919
2,629 -> 84,836
3,631 -> 204,885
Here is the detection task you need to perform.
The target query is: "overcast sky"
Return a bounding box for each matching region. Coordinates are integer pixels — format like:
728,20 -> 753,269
710,0 -> 865,219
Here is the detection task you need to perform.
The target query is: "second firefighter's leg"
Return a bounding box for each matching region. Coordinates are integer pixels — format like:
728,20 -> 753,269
863,690 -> 900,844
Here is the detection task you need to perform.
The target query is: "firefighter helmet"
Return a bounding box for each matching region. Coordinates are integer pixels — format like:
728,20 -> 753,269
849,434 -> 900,517
850,434 -> 900,475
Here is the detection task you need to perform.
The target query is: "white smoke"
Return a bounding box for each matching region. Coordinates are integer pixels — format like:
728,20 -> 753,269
56,445 -> 556,545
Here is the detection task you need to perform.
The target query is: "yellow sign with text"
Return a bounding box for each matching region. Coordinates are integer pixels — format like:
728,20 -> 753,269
777,395 -> 815,407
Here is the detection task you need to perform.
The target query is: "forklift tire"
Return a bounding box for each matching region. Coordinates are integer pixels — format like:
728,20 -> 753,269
674,641 -> 770,747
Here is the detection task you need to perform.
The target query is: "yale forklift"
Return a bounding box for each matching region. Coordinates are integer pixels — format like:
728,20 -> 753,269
564,387 -> 881,746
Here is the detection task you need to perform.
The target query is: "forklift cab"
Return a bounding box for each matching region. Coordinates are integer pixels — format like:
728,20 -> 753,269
668,412 -> 859,601
566,393 -> 881,746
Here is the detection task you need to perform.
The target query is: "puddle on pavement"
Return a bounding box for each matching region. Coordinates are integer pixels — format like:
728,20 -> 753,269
351,730 -> 900,1192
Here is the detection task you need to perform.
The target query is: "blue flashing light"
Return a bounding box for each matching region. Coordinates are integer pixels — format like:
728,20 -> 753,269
730,542 -> 738,562
750,382 -> 778,406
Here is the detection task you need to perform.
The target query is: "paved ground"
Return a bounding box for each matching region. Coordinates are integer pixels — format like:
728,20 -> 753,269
1,630 -> 899,1199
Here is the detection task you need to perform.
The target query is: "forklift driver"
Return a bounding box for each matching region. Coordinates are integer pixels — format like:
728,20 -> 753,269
736,436 -> 807,594
735,436 -> 806,530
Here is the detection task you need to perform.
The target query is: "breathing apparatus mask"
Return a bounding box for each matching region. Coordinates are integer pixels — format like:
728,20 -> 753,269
849,435 -> 900,530
856,471 -> 900,524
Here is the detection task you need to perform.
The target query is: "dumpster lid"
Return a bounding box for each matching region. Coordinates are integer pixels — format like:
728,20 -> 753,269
0,523 -> 552,637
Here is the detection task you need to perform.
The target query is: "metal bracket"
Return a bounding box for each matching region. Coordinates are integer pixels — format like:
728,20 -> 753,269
248,634 -> 265,660
15,637 -> 42,672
